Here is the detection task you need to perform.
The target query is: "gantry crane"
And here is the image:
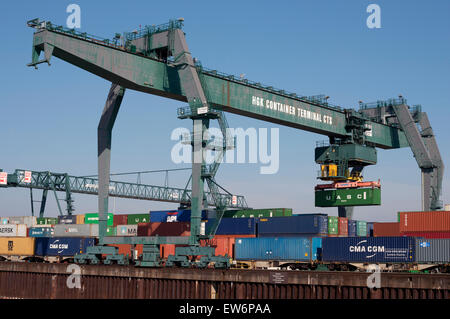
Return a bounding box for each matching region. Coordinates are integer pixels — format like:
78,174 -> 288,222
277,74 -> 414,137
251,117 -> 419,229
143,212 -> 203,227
24,18 -> 444,268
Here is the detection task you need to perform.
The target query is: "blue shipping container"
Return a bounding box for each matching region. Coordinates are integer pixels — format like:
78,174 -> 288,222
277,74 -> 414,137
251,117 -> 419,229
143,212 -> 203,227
322,237 -> 416,263
257,214 -> 328,236
206,218 -> 256,235
235,237 -> 321,261
367,222 -> 374,237
34,237 -> 96,256
58,215 -> 77,224
348,220 -> 357,237
150,210 -> 214,222
28,227 -> 54,237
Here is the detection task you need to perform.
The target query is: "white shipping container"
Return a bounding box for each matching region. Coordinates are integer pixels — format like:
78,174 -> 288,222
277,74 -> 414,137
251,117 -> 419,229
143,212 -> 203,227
8,217 -> 24,225
0,224 -> 27,237
116,225 -> 137,236
7,216 -> 36,227
0,224 -> 17,237
54,224 -> 99,237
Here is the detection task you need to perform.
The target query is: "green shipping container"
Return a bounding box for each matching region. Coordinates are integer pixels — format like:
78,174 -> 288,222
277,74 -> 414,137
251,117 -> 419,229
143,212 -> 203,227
223,208 -> 292,218
84,213 -> 114,226
328,216 -> 339,235
315,188 -> 381,207
356,221 -> 367,236
36,217 -> 58,225
127,214 -> 150,225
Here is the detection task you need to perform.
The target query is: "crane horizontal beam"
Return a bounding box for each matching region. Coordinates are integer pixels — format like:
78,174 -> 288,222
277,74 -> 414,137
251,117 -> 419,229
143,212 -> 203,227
28,22 -> 409,149
2,169 -> 248,209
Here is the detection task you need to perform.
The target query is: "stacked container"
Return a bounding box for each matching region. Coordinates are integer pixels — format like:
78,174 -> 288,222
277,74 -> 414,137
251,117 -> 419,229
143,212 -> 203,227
116,225 -> 137,236
224,208 -> 292,218
8,216 -> 36,228
328,216 -> 339,236
257,214 -> 327,237
348,220 -> 357,237
356,221 -> 368,237
207,218 -> 256,236
150,210 -> 213,222
28,227 -> 55,237
0,237 -> 35,256
0,224 -> 27,237
58,215 -> 77,225
37,217 -> 58,225
399,211 -> 450,238
338,217 -> 348,237
34,237 -> 95,257
54,224 -> 99,237
373,222 -> 401,237
127,214 -> 150,224
415,238 -> 450,263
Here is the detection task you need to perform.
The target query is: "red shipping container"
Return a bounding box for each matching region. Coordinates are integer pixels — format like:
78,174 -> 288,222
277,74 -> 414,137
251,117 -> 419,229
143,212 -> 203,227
113,214 -> 128,227
373,222 -> 401,237
137,223 -> 152,236
400,231 -> 450,239
399,211 -> 450,232
160,244 -> 176,258
213,234 -> 256,260
151,222 -> 191,236
338,217 -> 348,236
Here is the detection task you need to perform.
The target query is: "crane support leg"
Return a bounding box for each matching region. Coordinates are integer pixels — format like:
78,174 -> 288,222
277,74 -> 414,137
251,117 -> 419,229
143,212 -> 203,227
98,83 -> 125,244
393,105 -> 443,210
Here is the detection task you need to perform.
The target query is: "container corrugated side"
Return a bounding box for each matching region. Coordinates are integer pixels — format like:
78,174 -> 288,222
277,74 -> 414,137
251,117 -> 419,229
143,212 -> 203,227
127,213 -> 150,224
235,237 -> 315,261
399,211 -> 450,232
224,208 -> 292,218
54,224 -> 99,237
257,215 -> 327,236
206,218 -> 256,235
348,220 -> 357,237
0,237 -> 35,256
113,214 -> 128,227
58,215 -> 77,224
76,214 -> 85,225
28,227 -> 54,237
8,217 -> 36,227
367,222 -> 374,237
356,221 -> 367,237
328,216 -> 339,235
150,210 -> 211,222
322,237 -> 415,263
338,217 -> 348,236
37,217 -> 58,225
116,225 -> 137,236
415,239 -> 450,263
84,213 -> 113,226
0,224 -> 27,237
34,237 -> 96,256
400,231 -> 450,239
373,222 -> 401,237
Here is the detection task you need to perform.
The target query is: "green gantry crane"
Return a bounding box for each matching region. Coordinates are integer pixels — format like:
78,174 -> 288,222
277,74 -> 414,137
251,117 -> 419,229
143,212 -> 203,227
24,18 -> 444,268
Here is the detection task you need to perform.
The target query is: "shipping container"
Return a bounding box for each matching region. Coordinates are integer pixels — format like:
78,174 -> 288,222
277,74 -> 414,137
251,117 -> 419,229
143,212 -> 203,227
321,237 -> 415,263
224,208 -> 292,218
338,217 -> 348,236
76,214 -> 85,225
0,224 -> 27,237
54,224 -> 99,237
206,218 -> 256,235
356,221 -> 367,237
150,209 -> 214,222
415,239 -> 450,263
106,226 -> 116,236
35,237 -> 96,256
235,237 -> 321,261
28,227 -> 54,237
348,220 -> 357,237
84,213 -> 114,226
113,214 -> 128,227
315,188 -> 381,207
58,215 -> 77,224
328,216 -> 338,235
400,232 -> 450,239
105,244 -> 133,258
37,217 -> 58,225
116,225 -> 138,236
137,222 -> 191,237
367,222 -> 374,237
257,214 -> 328,237
1,217 -> 9,225
399,211 -> 450,233
8,216 -> 36,228
127,213 -> 150,225
0,237 -> 35,256
373,222 -> 401,237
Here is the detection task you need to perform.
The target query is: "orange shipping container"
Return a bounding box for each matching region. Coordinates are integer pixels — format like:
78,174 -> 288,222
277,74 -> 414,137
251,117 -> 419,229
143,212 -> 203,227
338,217 -> 348,236
373,222 -> 401,237
399,211 -> 450,232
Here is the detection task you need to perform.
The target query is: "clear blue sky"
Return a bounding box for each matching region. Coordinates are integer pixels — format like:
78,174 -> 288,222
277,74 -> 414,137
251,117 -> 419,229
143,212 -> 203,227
1,1 -> 449,222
